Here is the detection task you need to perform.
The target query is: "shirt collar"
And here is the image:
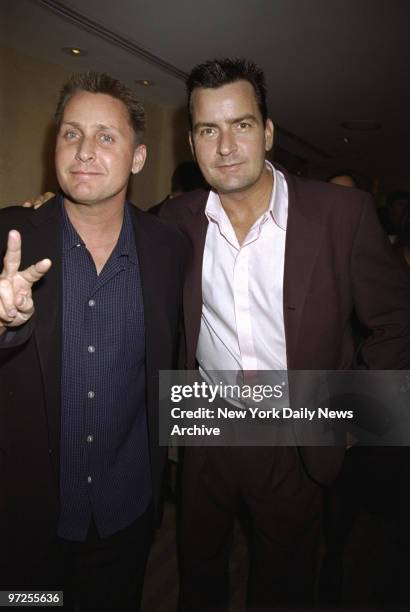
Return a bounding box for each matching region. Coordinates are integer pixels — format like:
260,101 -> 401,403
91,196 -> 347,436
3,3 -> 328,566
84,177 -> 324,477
61,197 -> 136,263
61,195 -> 83,254
205,161 -> 288,231
267,161 -> 288,231
115,203 -> 137,263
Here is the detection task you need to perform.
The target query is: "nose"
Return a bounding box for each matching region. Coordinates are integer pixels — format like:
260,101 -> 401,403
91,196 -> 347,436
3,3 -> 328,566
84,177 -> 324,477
217,129 -> 237,156
75,136 -> 96,163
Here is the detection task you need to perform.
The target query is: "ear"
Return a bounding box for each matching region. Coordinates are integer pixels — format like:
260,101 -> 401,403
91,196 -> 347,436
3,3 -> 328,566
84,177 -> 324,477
264,119 -> 274,152
189,131 -> 196,160
131,144 -> 147,175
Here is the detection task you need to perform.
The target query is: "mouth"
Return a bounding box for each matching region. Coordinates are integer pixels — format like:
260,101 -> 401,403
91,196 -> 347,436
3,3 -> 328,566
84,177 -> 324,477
70,171 -> 102,178
215,162 -> 244,171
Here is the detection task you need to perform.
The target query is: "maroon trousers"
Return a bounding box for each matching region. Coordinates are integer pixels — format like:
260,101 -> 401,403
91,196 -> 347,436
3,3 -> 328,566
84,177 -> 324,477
179,446 -> 322,611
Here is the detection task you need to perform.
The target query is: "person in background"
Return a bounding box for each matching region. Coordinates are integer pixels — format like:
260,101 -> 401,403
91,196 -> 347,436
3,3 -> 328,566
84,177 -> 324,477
327,172 -> 358,188
150,160 -> 207,215
379,190 -> 410,264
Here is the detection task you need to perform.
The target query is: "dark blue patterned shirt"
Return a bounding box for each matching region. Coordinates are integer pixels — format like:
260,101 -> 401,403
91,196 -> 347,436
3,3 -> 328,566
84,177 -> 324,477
58,200 -> 152,541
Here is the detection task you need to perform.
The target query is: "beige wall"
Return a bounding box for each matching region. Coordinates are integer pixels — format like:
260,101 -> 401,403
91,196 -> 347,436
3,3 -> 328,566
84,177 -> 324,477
129,102 -> 191,210
0,45 -> 191,210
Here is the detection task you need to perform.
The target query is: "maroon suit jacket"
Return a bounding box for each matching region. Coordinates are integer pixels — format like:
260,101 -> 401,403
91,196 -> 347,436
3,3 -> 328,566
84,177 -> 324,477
159,169 -> 410,483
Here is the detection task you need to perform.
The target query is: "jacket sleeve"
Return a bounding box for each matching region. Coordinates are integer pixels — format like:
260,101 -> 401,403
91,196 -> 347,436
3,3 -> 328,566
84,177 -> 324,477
0,320 -> 34,351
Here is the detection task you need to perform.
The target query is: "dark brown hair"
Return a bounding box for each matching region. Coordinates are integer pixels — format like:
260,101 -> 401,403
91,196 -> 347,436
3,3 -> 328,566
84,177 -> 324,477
186,58 -> 268,128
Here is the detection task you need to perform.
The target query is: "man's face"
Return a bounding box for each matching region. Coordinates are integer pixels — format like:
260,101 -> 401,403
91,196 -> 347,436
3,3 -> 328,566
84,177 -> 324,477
189,80 -> 273,195
55,91 -> 146,206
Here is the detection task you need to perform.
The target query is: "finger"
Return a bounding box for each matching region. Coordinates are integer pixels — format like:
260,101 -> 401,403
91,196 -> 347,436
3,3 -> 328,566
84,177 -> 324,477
2,230 -> 22,277
20,259 -> 52,285
22,201 -> 34,208
15,293 -> 34,314
33,192 -> 55,209
0,277 -> 18,320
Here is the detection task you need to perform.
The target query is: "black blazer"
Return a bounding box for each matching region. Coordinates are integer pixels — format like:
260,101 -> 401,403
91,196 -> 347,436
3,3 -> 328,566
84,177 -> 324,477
0,197 -> 188,566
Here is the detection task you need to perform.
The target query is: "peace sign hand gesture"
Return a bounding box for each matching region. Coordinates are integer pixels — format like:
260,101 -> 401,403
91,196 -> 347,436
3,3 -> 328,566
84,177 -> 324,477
0,230 -> 51,335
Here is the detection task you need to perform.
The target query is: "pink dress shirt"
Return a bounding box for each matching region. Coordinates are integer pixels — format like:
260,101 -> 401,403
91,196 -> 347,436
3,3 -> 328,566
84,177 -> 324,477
197,163 -> 288,385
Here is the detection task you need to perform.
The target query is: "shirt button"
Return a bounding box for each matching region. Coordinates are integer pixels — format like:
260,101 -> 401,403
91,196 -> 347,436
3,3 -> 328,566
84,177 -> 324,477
88,345 -> 95,353
87,390 -> 95,399
87,475 -> 92,483
88,299 -> 96,307
87,435 -> 94,443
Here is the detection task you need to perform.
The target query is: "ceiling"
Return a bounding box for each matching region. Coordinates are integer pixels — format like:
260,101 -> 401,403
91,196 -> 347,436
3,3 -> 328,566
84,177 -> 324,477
2,0 -> 410,191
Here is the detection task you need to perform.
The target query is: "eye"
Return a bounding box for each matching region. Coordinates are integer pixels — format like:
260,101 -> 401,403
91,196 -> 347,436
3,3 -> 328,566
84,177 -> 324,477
99,133 -> 114,144
63,130 -> 79,140
237,121 -> 251,130
199,127 -> 216,137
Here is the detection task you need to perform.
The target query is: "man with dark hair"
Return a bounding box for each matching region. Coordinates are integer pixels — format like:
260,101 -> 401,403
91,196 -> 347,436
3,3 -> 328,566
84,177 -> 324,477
0,72 -> 187,611
159,57 -> 410,610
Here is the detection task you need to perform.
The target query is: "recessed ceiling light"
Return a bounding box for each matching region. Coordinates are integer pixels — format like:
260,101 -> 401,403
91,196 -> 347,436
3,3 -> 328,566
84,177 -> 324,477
341,120 -> 381,131
135,79 -> 155,87
61,47 -> 88,57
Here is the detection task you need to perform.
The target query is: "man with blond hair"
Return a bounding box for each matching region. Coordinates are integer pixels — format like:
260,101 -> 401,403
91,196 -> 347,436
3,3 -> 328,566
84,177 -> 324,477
0,71 -> 187,611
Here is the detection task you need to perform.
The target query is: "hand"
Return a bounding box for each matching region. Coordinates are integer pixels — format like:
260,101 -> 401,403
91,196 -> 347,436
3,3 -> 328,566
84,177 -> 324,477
22,192 -> 55,209
0,230 -> 51,335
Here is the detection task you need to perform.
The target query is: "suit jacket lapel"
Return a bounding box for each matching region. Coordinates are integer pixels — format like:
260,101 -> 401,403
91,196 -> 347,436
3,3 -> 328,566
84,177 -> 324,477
130,206 -> 173,448
131,209 -> 155,365
282,172 -> 325,369
180,194 -> 208,368
26,197 -> 62,477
